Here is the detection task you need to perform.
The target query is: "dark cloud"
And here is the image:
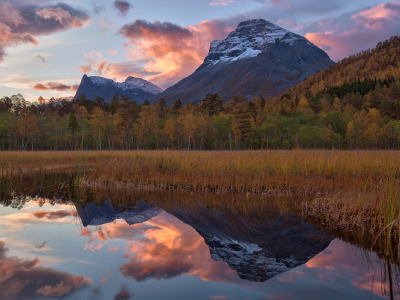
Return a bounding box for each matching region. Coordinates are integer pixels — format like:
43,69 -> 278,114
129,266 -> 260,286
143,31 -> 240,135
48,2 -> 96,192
33,83 -> 79,92
0,240 -> 92,299
34,241 -> 46,249
120,19 -> 192,42
92,3 -> 105,15
384,2 -> 400,12
113,0 -> 132,17
321,44 -> 333,51
0,1 -> 90,63
114,284 -> 133,300
33,210 -> 77,218
34,54 -> 46,63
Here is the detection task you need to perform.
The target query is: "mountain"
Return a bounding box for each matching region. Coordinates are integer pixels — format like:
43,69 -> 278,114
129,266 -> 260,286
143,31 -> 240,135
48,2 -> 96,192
151,19 -> 335,106
74,75 -> 163,104
74,200 -> 163,227
284,36 -> 400,99
166,206 -> 334,282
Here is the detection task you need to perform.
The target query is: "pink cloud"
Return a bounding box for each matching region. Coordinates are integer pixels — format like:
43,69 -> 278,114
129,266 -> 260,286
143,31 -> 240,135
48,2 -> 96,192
118,18 -> 238,89
209,0 -> 235,6
119,212 -> 238,283
0,2 -> 89,63
302,1 -> 400,61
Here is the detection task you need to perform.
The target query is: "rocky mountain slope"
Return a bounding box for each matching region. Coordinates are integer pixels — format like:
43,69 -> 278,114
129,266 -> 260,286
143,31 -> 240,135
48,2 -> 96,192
74,75 -> 163,104
151,19 -> 335,106
167,206 -> 334,282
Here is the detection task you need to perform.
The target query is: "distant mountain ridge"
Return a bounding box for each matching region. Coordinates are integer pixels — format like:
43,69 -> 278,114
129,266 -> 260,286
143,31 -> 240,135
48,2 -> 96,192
151,19 -> 335,106
74,75 -> 163,104
75,200 -> 162,227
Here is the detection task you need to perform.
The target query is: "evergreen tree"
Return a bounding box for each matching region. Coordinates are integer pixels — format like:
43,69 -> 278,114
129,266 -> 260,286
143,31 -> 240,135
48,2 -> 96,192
308,96 -> 322,113
67,110 -> 79,150
232,96 -> 252,150
110,93 -> 119,115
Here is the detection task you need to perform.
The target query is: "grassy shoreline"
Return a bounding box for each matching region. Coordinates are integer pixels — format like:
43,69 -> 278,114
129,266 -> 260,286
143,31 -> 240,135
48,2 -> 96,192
3,150 -> 400,257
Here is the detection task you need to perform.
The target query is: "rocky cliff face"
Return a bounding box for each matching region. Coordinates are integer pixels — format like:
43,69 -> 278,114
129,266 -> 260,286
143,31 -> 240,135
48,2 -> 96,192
75,200 -> 163,227
167,206 -> 334,282
151,19 -> 335,106
74,75 -> 163,104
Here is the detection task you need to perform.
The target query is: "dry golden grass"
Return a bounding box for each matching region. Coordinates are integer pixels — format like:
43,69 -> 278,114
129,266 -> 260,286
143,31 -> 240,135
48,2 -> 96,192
4,149 -> 400,256
2,150 -> 400,179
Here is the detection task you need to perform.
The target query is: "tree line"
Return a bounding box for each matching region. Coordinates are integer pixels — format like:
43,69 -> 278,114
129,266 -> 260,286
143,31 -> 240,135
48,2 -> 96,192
0,76 -> 400,151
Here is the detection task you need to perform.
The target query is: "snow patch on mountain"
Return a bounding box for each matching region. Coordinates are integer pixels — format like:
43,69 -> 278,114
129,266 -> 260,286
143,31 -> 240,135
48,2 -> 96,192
89,76 -> 163,96
204,19 -> 312,66
88,206 -> 163,226
206,235 -> 310,282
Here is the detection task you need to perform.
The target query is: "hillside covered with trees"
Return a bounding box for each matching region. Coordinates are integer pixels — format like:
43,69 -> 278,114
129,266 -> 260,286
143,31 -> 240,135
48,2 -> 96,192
0,36 -> 399,151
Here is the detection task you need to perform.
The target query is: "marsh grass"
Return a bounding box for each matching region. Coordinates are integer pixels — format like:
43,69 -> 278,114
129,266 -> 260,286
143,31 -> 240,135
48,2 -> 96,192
5,150 -> 400,259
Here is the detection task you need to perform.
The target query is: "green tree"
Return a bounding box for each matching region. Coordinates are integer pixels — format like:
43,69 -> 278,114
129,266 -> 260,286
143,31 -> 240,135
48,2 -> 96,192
67,110 -> 79,150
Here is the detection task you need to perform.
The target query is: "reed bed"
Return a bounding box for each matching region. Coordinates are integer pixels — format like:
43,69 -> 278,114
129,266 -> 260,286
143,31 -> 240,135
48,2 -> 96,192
1,150 -> 400,178
4,150 -> 400,258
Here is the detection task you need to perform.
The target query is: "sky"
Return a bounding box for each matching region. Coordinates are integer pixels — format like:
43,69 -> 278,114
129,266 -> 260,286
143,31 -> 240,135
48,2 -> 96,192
0,0 -> 399,101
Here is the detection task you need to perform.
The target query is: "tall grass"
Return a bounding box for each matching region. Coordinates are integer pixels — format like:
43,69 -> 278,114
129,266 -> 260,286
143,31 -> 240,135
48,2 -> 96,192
2,150 -> 400,180
5,150 -> 400,256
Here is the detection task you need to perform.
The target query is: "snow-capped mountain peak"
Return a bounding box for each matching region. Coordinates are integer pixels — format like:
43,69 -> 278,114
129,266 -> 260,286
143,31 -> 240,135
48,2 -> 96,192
75,74 -> 163,103
88,76 -> 163,95
124,76 -> 164,95
204,18 -> 312,67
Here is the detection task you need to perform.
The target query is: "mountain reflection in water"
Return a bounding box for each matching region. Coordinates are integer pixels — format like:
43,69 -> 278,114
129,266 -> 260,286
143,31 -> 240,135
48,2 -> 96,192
75,200 -> 334,283
0,190 -> 399,299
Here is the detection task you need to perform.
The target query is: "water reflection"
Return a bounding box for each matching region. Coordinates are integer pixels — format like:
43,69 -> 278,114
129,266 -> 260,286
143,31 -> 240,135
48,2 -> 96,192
0,182 -> 399,299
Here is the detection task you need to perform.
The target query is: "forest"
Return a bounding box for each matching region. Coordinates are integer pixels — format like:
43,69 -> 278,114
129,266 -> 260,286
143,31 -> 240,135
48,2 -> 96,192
0,36 -> 399,151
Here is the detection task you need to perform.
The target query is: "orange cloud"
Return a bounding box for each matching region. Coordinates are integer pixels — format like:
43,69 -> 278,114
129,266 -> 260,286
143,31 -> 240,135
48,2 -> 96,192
80,64 -> 93,73
84,243 -> 103,252
118,19 -> 237,89
119,212 -> 238,283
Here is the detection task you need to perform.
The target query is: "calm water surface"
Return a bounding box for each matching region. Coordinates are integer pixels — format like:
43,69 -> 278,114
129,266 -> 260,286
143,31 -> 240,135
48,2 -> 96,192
0,181 -> 398,299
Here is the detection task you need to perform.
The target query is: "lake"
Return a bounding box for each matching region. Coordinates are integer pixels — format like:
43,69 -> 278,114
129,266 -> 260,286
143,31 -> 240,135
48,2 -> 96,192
0,176 -> 398,300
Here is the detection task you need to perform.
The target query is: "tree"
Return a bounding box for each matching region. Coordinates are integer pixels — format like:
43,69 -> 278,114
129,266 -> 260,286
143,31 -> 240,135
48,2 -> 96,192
67,110 -> 79,150
173,99 -> 182,112
232,96 -> 252,150
164,119 -> 175,149
110,93 -> 119,115
118,97 -> 139,150
90,107 -> 105,150
76,106 -> 88,150
253,95 -> 266,110
183,113 -> 196,150
308,96 -> 322,113
17,109 -> 38,150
